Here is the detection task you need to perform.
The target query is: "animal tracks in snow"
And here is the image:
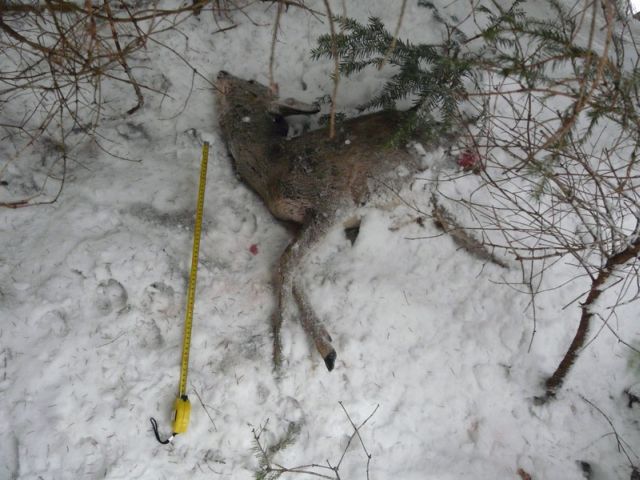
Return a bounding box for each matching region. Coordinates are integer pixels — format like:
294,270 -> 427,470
94,278 -> 128,315
141,281 -> 178,316
35,309 -> 71,338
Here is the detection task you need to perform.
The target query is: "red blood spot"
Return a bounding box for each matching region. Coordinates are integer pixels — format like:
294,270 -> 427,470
249,244 -> 259,255
457,150 -> 481,171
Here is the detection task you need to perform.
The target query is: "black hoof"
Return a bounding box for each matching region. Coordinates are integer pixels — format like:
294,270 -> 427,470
324,350 -> 337,371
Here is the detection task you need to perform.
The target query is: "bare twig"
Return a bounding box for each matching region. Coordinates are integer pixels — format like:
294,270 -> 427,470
191,385 -> 218,432
322,0 -> 339,139
252,403 -> 379,479
268,0 -> 285,90
379,0 -> 407,69
581,395 -> 639,468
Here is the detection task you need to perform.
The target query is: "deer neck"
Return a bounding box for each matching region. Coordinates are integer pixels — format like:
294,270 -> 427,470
222,113 -> 287,201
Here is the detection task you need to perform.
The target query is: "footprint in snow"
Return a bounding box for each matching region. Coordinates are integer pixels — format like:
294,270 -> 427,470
141,281 -> 177,316
36,309 -> 70,337
95,279 -> 128,315
115,122 -> 150,141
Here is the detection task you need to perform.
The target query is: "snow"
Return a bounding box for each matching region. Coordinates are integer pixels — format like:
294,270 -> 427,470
1,1 -> 639,479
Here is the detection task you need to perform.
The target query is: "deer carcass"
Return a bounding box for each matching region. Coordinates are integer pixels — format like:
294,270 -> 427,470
215,71 -> 427,371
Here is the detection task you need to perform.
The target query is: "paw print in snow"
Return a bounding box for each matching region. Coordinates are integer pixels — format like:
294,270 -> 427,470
95,279 -> 128,315
141,281 -> 177,315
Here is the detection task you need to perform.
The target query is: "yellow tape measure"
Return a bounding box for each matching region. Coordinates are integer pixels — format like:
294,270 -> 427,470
172,141 -> 210,435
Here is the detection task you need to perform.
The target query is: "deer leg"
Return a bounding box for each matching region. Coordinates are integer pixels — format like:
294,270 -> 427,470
292,283 -> 337,371
271,214 -> 336,371
271,243 -> 290,371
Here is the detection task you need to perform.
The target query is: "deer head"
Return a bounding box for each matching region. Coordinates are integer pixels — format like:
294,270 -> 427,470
215,71 -> 319,199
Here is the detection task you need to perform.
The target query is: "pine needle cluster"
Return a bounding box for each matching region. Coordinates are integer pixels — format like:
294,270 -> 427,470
252,420 -> 302,480
311,15 -> 475,145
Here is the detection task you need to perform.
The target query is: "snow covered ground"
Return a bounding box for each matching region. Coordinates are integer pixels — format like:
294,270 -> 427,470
1,1 -> 639,479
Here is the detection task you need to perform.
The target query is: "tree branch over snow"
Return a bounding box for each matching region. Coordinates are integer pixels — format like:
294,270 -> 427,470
252,403 -> 379,479
312,0 -> 640,396
0,0 -> 237,207
545,237 -> 640,395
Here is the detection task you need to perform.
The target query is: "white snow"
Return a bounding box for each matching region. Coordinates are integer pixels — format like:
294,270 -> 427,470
1,2 -> 639,480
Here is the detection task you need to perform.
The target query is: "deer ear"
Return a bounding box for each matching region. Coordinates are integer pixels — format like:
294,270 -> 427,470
269,97 -> 320,117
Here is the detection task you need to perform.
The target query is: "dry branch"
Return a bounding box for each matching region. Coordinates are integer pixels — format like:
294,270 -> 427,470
432,196 -> 509,268
544,237 -> 640,396
322,0 -> 339,139
0,0 -> 235,207
252,403 -> 378,479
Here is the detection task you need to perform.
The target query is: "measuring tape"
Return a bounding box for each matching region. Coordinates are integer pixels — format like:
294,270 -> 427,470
151,141 -> 209,444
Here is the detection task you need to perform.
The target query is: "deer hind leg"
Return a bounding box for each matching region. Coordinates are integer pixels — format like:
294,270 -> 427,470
271,214 -> 337,371
292,283 -> 337,370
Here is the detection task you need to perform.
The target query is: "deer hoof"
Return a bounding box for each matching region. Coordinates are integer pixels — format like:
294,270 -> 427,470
324,350 -> 337,371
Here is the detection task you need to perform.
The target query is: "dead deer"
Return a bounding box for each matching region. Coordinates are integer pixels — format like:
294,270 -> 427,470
215,71 -> 427,372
